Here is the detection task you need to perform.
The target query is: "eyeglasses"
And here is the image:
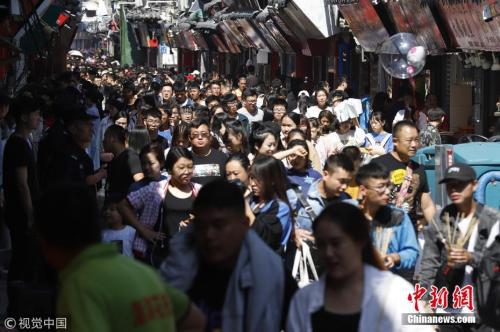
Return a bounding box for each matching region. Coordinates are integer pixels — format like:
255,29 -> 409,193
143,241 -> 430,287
365,182 -> 394,194
190,132 -> 210,139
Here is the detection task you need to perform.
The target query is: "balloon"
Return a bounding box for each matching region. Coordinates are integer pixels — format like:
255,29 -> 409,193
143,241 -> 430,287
379,33 -> 427,79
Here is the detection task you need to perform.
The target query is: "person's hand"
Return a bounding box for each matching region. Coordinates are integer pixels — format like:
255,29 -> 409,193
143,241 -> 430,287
140,227 -> 166,244
384,253 -> 400,269
291,145 -> 307,157
328,146 -> 343,156
96,168 -> 107,181
294,229 -> 314,248
100,152 -> 114,162
416,219 -> 426,232
447,247 -> 472,268
179,214 -> 194,229
370,146 -> 385,156
244,200 -> 256,226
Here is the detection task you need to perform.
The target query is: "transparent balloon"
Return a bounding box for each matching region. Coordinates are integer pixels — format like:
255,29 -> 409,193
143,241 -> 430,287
379,33 -> 427,79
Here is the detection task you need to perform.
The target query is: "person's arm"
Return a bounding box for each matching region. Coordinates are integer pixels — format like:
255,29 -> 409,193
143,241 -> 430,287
393,213 -> 420,270
117,197 -> 165,243
15,167 -> 34,227
133,173 -> 144,182
177,303 -> 206,332
307,141 -> 322,172
85,168 -> 107,186
128,150 -> 145,182
164,282 -> 206,332
273,145 -> 307,161
418,222 -> 443,292
420,192 -> 436,225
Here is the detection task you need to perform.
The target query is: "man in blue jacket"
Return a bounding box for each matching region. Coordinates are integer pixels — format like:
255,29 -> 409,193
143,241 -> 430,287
356,162 -> 419,277
295,154 -> 356,232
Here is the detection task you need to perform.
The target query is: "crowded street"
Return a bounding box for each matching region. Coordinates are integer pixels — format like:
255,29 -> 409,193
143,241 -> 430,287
0,0 -> 499,331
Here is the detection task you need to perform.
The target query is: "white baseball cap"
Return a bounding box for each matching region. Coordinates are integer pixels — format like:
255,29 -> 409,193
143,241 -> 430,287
298,90 -> 310,98
191,70 -> 200,76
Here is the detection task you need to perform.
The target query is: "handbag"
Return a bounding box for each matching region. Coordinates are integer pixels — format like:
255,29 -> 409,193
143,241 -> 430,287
148,181 -> 198,268
291,241 -> 319,288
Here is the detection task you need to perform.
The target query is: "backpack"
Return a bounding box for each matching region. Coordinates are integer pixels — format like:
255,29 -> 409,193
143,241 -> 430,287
475,224 -> 500,329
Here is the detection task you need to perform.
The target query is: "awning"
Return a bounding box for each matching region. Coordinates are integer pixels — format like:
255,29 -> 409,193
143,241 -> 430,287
438,1 -> 500,51
218,30 -> 241,53
234,18 -> 271,52
384,1 -> 446,54
277,0 -> 339,39
271,14 -> 311,56
338,0 -> 390,52
219,19 -> 254,48
221,0 -> 262,11
264,19 -> 295,54
210,34 -> 230,53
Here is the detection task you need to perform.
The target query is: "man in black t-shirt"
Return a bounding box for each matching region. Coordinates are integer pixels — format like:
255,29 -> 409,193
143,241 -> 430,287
3,95 -> 41,305
372,120 -> 436,228
103,125 -> 144,202
188,118 -> 228,186
143,108 -> 169,151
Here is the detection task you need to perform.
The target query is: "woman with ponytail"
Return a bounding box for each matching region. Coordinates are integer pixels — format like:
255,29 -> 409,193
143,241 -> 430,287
287,202 -> 431,332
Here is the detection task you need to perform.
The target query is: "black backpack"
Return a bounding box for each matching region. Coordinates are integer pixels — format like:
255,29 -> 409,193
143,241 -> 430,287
475,231 -> 500,329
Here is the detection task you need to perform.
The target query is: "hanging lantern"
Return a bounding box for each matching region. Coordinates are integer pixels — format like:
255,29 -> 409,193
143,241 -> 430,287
56,11 -> 71,27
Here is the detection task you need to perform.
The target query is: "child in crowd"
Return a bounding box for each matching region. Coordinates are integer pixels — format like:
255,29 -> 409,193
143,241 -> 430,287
101,202 -> 136,257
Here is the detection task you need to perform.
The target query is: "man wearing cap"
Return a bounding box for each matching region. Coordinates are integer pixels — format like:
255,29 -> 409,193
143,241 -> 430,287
47,104 -> 106,195
418,164 -> 499,322
191,70 -> 201,78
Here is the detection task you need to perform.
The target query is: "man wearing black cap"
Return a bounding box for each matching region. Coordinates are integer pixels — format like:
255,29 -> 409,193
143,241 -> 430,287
418,164 -> 499,322
47,104 -> 106,194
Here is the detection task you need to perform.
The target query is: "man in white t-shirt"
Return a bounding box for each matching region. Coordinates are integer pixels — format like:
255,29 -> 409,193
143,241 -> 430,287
237,89 -> 263,123
418,164 -> 499,323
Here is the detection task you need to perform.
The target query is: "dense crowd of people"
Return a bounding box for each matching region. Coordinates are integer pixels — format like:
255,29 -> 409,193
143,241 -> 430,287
0,57 -> 499,332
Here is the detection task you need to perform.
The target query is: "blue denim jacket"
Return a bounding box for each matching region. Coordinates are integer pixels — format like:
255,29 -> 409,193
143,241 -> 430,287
295,180 -> 357,231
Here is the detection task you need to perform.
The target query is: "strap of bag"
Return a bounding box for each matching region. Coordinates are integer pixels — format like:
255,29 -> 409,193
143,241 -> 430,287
395,162 -> 414,209
302,242 -> 319,281
366,134 -> 376,147
292,186 -> 317,221
380,133 -> 392,148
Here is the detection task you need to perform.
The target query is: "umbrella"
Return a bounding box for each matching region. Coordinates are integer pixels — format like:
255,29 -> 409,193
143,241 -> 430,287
68,50 -> 83,57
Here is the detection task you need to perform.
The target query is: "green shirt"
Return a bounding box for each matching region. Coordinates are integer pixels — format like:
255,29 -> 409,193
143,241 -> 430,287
57,243 -> 189,332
